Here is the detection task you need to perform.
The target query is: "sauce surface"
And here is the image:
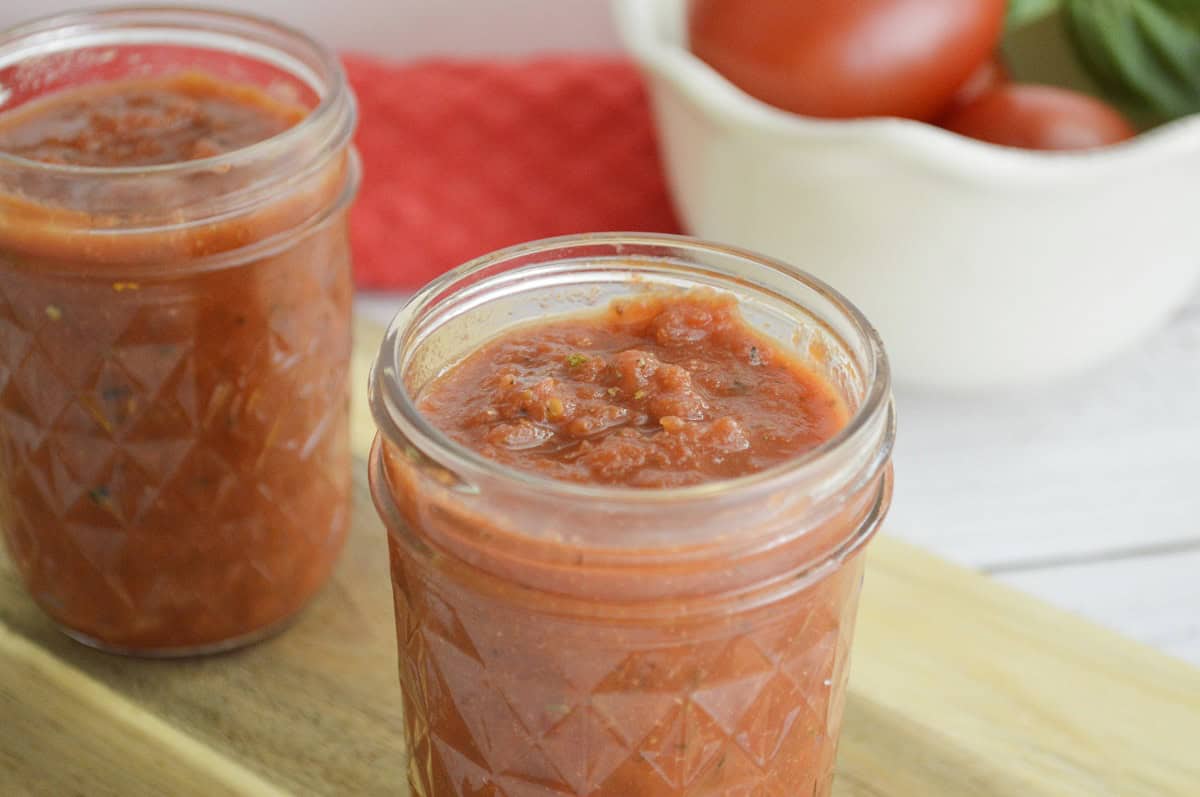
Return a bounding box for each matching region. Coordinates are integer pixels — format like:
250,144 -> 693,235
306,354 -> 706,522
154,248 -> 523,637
419,290 -> 848,487
0,72 -> 352,652
0,72 -> 303,166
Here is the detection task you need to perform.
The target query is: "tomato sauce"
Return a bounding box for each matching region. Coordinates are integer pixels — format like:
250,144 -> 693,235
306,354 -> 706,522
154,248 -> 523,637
419,290 -> 848,487
0,72 -> 354,652
385,523 -> 865,796
377,288 -> 881,795
0,72 -> 304,166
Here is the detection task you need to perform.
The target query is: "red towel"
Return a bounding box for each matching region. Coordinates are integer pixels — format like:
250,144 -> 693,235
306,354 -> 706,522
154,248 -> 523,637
343,55 -> 681,290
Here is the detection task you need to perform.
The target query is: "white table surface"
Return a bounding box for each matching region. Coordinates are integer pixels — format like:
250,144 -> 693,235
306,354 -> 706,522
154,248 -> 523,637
357,287 -> 1200,667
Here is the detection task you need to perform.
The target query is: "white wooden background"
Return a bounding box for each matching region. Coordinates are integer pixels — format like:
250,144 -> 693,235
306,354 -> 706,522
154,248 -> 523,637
4,1 -> 1196,666
0,0 -> 622,58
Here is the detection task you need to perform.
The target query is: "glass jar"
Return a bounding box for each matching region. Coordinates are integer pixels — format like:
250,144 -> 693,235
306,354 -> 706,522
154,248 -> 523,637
369,234 -> 895,795
0,8 -> 359,655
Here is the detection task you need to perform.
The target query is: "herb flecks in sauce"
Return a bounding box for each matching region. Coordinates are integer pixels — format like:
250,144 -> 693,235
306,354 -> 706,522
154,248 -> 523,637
418,290 -> 847,488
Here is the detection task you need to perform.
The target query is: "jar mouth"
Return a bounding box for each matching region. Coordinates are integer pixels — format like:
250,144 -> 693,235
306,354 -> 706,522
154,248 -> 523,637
371,232 -> 895,508
0,5 -> 354,178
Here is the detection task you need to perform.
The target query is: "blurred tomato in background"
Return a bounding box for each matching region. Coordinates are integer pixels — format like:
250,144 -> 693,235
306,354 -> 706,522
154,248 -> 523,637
940,83 -> 1137,150
686,0 -> 1142,153
687,0 -> 1008,120
943,55 -> 1009,114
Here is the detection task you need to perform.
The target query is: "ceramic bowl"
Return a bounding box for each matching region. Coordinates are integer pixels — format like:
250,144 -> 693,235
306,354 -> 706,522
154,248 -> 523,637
614,0 -> 1200,390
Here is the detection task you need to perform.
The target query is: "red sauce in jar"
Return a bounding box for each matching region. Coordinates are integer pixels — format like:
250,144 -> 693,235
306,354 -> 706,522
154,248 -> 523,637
0,72 -> 303,166
379,288 -> 877,795
419,290 -> 848,487
0,72 -> 353,653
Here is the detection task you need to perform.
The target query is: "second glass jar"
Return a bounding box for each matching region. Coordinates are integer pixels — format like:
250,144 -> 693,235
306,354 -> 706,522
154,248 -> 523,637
369,234 -> 895,796
0,7 -> 359,655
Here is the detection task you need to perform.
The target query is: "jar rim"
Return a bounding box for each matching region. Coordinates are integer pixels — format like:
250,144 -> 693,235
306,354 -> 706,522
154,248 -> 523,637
371,232 -> 895,507
0,5 -> 352,177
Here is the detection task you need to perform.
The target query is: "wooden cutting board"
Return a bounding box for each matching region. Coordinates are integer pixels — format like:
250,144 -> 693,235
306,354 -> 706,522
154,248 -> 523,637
2,318 -> 1198,797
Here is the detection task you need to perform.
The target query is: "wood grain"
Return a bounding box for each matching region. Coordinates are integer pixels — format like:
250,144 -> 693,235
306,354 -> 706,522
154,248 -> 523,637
2,318 -> 1198,796
0,625 -> 287,797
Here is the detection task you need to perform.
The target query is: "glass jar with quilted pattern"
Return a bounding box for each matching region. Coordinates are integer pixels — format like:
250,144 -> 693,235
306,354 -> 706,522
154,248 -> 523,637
0,8 -> 359,655
369,235 -> 895,796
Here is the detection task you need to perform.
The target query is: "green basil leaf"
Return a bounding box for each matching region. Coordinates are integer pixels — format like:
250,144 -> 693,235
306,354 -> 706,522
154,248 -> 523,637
1136,1 -> 1200,87
1007,0 -> 1063,30
1142,0 -> 1200,31
1064,0 -> 1200,123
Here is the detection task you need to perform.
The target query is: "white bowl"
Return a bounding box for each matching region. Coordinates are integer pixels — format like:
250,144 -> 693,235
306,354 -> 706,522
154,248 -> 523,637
614,0 -> 1200,390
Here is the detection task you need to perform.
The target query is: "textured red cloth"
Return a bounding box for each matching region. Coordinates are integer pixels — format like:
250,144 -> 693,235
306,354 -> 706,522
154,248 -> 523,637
343,55 -> 681,290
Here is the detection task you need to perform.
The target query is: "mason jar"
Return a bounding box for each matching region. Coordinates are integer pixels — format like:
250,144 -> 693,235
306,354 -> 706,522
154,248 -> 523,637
369,234 -> 895,795
0,7 -> 359,655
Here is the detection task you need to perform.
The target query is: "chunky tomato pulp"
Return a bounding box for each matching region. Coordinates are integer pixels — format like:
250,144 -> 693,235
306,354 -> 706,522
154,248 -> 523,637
0,74 -> 353,652
378,290 -> 879,795
419,291 -> 848,487
0,73 -> 304,166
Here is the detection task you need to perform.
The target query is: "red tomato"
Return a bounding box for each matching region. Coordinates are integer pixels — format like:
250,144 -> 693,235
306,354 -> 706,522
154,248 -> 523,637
940,84 -> 1137,150
688,0 -> 1007,120
948,55 -> 1009,111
